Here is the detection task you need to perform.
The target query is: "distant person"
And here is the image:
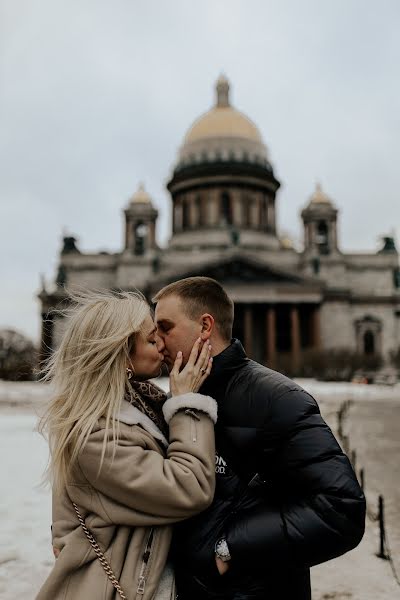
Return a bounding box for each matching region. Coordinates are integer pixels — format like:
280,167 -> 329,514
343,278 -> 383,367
37,289 -> 217,600
153,277 -> 366,600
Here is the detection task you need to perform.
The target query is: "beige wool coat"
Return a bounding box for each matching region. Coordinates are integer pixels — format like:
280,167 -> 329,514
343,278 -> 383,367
36,392 -> 217,600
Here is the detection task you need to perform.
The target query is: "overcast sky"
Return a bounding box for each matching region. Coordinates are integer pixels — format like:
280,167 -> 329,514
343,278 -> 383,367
1,0 -> 399,342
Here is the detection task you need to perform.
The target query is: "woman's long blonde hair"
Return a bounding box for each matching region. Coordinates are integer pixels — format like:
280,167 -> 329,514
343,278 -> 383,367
38,289 -> 150,492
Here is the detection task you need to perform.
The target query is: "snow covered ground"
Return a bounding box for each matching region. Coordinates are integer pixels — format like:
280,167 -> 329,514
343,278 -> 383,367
0,379 -> 399,599
2,377 -> 400,408
0,412 -> 53,599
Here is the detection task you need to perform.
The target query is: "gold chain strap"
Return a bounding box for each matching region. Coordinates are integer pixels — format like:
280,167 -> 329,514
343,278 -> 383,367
72,502 -> 127,600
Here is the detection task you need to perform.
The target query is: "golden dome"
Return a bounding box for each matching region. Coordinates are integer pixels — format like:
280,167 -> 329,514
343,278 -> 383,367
309,182 -> 332,205
184,107 -> 263,145
129,183 -> 152,204
178,76 -> 268,165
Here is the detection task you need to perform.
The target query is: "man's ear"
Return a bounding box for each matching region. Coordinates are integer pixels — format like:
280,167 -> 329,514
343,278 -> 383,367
200,313 -> 214,341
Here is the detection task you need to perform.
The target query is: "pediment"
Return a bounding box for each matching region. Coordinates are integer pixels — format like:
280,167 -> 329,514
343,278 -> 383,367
198,258 -> 303,284
153,254 -> 320,288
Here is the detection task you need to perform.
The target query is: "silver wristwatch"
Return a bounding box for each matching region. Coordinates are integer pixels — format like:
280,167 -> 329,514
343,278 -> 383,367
215,537 -> 231,562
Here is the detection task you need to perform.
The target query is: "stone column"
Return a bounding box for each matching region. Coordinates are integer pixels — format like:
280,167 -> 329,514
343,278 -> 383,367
172,203 -> 175,233
258,193 -> 264,230
125,219 -> 130,249
311,306 -> 321,348
332,220 -> 338,250
201,194 -> 207,226
261,195 -> 268,230
312,222 -> 318,250
290,306 -> 301,373
209,189 -> 219,226
304,223 -> 310,249
250,197 -> 258,228
174,199 -> 183,231
266,306 -> 276,368
269,198 -> 276,233
189,194 -> 197,228
244,305 -> 253,358
149,222 -> 156,247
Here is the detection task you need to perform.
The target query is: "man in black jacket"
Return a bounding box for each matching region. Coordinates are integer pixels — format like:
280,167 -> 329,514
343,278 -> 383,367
154,277 -> 366,600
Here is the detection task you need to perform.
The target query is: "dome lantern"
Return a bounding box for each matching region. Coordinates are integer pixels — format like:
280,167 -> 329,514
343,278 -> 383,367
216,74 -> 230,107
309,182 -> 333,206
129,183 -> 153,205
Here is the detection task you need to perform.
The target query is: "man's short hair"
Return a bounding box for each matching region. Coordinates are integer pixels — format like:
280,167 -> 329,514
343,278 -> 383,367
153,277 -> 234,342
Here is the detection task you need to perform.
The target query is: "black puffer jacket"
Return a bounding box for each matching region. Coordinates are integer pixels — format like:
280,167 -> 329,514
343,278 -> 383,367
173,340 -> 366,600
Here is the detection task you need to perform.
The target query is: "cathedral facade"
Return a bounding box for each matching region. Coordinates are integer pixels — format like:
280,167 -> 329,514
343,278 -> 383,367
39,77 -> 400,372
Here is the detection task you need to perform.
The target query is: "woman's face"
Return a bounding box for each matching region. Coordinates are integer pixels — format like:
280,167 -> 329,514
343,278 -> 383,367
130,315 -> 165,380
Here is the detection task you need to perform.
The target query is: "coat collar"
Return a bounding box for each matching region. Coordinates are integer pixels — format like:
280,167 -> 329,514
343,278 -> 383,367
200,338 -> 249,400
117,399 -> 168,448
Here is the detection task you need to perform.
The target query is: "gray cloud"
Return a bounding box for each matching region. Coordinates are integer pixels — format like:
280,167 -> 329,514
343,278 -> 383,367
1,0 -> 399,340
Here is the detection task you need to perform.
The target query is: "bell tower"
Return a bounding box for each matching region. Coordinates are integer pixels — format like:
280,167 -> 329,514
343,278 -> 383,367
301,183 -> 339,257
124,184 -> 158,256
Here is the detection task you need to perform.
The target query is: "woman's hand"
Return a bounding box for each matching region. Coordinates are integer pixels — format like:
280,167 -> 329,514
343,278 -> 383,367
169,338 -> 213,396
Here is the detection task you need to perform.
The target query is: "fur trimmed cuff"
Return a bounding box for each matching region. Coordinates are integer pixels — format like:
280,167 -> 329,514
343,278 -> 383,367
162,393 -> 218,425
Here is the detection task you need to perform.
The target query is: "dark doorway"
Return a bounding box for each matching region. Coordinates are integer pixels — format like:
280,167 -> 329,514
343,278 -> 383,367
363,330 -> 375,354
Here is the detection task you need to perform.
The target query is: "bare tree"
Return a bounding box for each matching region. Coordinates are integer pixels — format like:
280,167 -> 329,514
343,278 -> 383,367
0,329 -> 37,381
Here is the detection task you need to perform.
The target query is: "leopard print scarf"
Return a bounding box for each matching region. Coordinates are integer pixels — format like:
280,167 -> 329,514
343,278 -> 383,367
126,380 -> 169,439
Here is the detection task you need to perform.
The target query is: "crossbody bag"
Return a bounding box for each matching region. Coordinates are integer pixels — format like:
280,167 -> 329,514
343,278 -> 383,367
72,502 -> 127,599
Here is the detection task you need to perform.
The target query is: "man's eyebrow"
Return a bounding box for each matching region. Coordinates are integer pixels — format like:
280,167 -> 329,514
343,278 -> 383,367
156,318 -> 173,326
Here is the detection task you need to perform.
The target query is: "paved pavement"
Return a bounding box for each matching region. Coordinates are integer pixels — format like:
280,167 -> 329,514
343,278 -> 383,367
310,393 -> 400,599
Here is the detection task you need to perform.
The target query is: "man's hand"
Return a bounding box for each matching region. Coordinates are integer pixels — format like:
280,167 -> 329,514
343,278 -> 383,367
215,555 -> 230,575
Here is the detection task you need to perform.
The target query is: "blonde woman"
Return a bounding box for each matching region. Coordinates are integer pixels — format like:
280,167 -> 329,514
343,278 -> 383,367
37,290 -> 217,600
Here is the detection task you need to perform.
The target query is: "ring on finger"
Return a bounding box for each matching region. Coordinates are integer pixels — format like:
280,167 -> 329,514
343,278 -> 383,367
200,368 -> 206,374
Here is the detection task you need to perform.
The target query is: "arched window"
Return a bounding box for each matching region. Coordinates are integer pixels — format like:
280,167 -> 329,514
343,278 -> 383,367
363,330 -> 375,354
244,195 -> 252,228
182,197 -> 190,230
316,221 -> 329,255
220,192 -> 233,225
260,197 -> 268,229
355,315 -> 381,356
134,221 -> 147,255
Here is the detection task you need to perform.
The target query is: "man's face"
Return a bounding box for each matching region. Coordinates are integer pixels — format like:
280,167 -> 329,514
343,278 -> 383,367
155,294 -> 202,370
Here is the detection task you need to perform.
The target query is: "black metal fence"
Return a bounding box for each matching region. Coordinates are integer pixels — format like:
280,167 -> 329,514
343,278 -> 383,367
337,399 -> 400,588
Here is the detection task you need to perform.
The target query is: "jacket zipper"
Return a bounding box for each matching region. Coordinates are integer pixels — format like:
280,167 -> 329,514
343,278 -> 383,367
185,408 -> 200,443
137,528 -> 154,595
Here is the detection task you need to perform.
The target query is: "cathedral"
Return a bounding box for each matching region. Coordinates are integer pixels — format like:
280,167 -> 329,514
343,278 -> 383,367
39,76 -> 400,371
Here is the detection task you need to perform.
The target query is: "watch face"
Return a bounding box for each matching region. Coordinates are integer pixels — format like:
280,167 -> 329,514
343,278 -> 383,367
216,539 -> 230,560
